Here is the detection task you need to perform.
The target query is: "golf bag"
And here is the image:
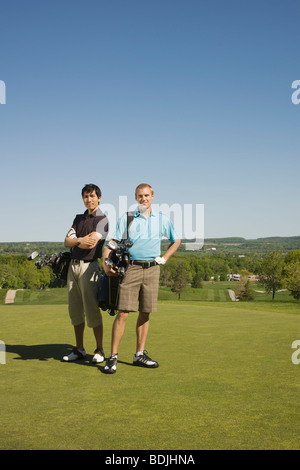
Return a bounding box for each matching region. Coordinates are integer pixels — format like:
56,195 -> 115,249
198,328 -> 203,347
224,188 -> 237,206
50,252 -> 72,280
28,250 -> 71,281
98,273 -> 123,316
99,212 -> 134,316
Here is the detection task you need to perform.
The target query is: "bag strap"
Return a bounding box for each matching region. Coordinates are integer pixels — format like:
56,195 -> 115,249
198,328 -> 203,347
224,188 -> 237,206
123,211 -> 134,239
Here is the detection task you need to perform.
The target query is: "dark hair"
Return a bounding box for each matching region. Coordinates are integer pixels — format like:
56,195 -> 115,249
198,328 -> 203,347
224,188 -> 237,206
81,184 -> 102,198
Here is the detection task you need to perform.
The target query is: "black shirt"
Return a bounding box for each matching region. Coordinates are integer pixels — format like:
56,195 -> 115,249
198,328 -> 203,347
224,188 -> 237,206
70,207 -> 109,261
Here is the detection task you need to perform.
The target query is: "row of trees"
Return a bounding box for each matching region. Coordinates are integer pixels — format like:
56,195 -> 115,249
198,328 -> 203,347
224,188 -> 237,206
0,255 -> 64,290
0,250 -> 300,301
158,250 -> 300,301
257,249 -> 300,300
0,251 -> 239,291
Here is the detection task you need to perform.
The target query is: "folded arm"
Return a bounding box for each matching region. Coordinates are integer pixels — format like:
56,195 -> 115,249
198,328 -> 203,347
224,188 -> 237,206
64,232 -> 102,250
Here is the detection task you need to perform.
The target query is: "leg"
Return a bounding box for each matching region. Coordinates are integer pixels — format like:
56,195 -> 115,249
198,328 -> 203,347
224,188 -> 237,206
63,264 -> 87,362
63,322 -> 87,361
104,265 -> 140,373
104,310 -> 129,373
136,311 -> 150,352
111,311 -> 129,355
68,262 -> 85,340
93,323 -> 103,350
133,312 -> 158,368
91,321 -> 105,364
74,322 -> 85,350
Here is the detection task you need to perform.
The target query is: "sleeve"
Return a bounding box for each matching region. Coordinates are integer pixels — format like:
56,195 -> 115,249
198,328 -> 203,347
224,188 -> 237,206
111,213 -> 127,241
161,214 -> 179,242
66,216 -> 78,238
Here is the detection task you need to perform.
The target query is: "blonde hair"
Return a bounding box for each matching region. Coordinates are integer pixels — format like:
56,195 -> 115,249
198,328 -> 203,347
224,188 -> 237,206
135,183 -> 154,197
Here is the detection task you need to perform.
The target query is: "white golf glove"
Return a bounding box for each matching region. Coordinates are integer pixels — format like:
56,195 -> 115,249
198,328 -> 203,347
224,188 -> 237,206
155,256 -> 166,265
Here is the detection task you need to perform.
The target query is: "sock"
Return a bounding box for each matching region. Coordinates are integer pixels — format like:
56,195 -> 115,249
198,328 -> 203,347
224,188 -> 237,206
135,351 -> 144,357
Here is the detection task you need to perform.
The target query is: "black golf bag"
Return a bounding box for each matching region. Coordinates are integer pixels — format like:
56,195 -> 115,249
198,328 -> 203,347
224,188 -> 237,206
99,212 -> 134,316
28,250 -> 71,281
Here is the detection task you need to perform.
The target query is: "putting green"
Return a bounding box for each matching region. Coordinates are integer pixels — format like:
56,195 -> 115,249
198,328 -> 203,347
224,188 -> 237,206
0,301 -> 299,450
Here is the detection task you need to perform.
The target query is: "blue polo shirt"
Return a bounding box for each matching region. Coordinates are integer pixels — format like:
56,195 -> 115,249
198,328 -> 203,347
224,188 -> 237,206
112,209 -> 179,260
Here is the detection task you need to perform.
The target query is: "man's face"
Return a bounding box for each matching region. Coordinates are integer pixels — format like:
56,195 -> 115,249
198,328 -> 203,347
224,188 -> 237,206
135,187 -> 154,213
82,190 -> 101,214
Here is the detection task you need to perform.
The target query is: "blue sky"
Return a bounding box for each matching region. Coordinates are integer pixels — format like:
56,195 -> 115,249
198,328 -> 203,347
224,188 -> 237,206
0,0 -> 299,242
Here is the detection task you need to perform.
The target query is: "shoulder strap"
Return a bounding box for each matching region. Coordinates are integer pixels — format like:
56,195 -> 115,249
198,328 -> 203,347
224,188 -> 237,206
123,211 -> 134,239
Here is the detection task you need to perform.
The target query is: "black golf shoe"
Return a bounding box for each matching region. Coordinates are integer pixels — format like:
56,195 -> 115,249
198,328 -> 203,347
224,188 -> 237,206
104,354 -> 117,374
133,351 -> 159,368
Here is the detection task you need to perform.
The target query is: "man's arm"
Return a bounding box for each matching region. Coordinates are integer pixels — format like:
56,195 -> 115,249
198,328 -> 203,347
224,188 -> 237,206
64,232 -> 102,250
156,238 -> 181,264
162,238 -> 181,262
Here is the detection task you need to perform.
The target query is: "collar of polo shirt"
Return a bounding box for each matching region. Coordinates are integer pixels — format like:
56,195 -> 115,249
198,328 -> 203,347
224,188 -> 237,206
84,207 -> 103,218
135,208 -> 157,218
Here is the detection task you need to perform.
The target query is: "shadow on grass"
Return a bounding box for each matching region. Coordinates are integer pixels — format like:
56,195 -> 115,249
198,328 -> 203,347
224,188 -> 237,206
6,343 -> 95,366
6,344 -> 137,371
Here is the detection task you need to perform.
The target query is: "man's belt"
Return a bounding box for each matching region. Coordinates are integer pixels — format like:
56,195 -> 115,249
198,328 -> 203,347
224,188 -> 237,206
129,260 -> 157,268
71,259 -> 94,264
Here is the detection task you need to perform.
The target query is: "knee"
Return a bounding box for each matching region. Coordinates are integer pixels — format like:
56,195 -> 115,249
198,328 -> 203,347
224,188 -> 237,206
139,311 -> 150,321
117,311 -> 129,321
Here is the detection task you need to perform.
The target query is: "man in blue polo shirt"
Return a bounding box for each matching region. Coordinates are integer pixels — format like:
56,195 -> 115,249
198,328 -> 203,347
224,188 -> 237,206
103,183 -> 181,374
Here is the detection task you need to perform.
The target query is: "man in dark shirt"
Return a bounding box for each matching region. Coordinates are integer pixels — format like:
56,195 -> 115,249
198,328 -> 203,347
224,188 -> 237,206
62,184 -> 109,363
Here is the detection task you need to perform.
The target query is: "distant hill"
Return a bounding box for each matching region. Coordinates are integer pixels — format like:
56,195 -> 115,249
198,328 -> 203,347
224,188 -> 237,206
1,236 -> 299,257
0,241 -> 65,256
192,236 -> 300,256
164,236 -> 300,256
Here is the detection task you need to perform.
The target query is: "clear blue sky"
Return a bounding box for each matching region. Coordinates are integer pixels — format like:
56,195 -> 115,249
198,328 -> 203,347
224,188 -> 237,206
0,0 -> 299,242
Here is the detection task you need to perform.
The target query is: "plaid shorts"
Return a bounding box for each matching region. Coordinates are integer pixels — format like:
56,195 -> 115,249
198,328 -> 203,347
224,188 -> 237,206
118,264 -> 160,313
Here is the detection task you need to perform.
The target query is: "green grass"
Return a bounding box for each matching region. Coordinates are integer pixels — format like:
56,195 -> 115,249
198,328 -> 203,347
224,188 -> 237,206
158,281 -> 298,303
1,296 -> 300,450
14,287 -> 68,305
11,281 -> 299,305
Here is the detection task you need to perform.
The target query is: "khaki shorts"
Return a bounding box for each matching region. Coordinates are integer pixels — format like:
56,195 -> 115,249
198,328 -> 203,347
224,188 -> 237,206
67,260 -> 102,328
118,264 -> 160,313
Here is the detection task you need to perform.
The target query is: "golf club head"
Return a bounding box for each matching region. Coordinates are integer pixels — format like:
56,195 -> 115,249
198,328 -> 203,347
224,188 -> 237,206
104,258 -> 114,268
28,251 -> 39,260
107,240 -> 119,251
48,253 -> 58,263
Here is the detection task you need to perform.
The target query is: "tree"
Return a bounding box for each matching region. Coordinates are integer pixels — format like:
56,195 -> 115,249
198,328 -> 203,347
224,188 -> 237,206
285,249 -> 300,264
191,271 -> 203,288
258,250 -> 284,300
170,261 -> 191,300
159,258 -> 177,287
0,264 -> 22,289
234,279 -> 254,301
284,261 -> 300,300
22,263 -> 40,289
